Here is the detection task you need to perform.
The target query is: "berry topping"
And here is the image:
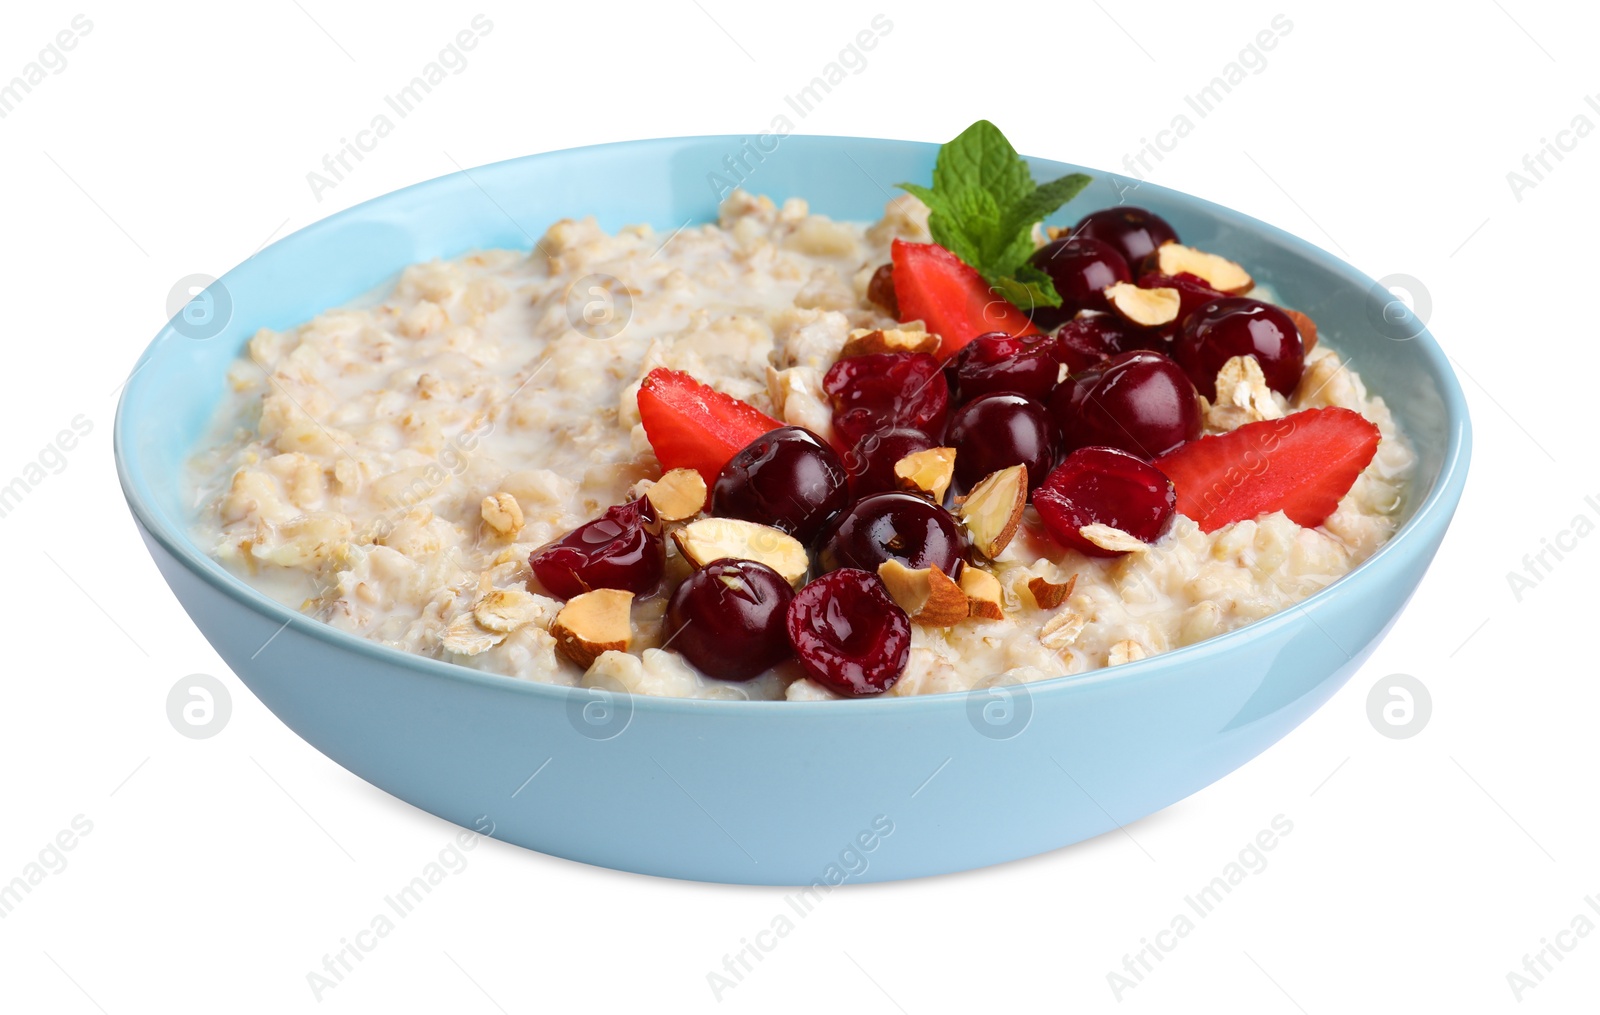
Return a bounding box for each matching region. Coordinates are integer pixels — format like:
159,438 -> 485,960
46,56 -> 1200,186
1034,447 -> 1176,558
786,568 -> 911,696
946,392 -> 1060,492
1051,350 -> 1200,460
823,351 -> 951,448
637,368 -> 781,486
817,491 -> 968,576
1152,407 -> 1381,532
1051,312 -> 1133,372
1173,297 -> 1305,399
1071,206 -> 1179,270
843,427 -> 936,497
664,559 -> 795,681
712,426 -> 849,543
890,239 -> 1037,358
529,498 -> 665,599
945,330 -> 1061,404
1026,236 -> 1130,326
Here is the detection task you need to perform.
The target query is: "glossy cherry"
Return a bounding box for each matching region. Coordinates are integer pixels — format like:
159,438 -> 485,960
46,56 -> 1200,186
1071,206 -> 1179,271
946,393 -> 1061,492
712,426 -> 849,543
842,427 -> 935,497
1051,312 -> 1132,372
1051,350 -> 1201,461
1026,237 -> 1130,327
823,351 -> 950,447
529,498 -> 664,599
817,492 -> 967,575
663,559 -> 794,681
786,568 -> 911,696
1034,446 -> 1177,558
1173,297 -> 1305,399
945,331 -> 1060,404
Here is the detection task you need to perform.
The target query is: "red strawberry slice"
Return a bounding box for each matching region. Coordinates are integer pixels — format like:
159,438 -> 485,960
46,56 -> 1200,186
1152,407 -> 1381,532
890,240 -> 1037,359
637,368 -> 781,485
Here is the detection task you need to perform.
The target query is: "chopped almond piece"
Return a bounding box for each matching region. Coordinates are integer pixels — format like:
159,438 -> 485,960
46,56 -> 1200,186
841,326 -> 940,358
894,447 -> 956,502
1105,282 -> 1180,327
551,588 -> 634,668
1079,522 -> 1151,554
1026,574 -> 1078,610
957,465 -> 1027,558
643,468 -> 707,521
960,566 -> 1005,620
1155,243 -> 1253,295
671,516 -> 809,585
877,560 -> 969,626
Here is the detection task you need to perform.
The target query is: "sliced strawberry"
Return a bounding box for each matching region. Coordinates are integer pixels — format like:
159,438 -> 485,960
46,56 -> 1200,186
1152,407 -> 1381,532
890,240 -> 1036,359
637,368 -> 781,485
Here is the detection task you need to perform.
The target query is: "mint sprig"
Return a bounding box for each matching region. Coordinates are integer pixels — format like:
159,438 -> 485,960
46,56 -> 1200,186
898,121 -> 1091,310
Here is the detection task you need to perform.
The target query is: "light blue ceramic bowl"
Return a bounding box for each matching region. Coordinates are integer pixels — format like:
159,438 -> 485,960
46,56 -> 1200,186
115,136 -> 1469,884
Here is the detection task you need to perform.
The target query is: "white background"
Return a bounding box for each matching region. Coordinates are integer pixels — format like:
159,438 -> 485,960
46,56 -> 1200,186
0,1 -> 1594,1011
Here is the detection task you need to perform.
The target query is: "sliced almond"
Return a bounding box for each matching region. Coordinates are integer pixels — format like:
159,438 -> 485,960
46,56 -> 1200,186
958,465 -> 1027,559
893,447 -> 956,502
841,325 -> 939,358
551,588 -> 633,669
960,566 -> 1005,620
670,516 -> 809,585
480,492 -> 524,536
1104,282 -> 1180,327
643,468 -> 707,521
1079,522 -> 1151,554
877,560 -> 969,626
1155,243 -> 1253,295
1026,573 -> 1078,610
1283,308 -> 1319,351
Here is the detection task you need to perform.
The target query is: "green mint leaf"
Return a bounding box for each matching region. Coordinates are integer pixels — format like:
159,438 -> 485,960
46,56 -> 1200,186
1002,172 -> 1093,240
898,120 -> 1091,310
992,265 -> 1062,311
931,120 -> 1036,215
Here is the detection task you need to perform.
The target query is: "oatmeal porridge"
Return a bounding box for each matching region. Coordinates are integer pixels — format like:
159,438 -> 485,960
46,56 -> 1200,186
190,124 -> 1413,701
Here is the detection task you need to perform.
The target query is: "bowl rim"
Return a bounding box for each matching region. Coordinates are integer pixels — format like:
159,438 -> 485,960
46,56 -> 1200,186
114,132 -> 1472,714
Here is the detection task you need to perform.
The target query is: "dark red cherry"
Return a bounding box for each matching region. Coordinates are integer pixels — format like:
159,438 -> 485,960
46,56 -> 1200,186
1072,207 -> 1179,271
842,427 -> 935,497
1173,297 -> 1305,399
817,492 -> 967,575
786,568 -> 910,696
1034,446 -> 1176,558
1052,350 -> 1200,460
1026,237 -> 1131,328
529,498 -> 664,599
664,559 -> 794,681
946,393 -> 1060,492
712,426 -> 849,543
823,351 -> 950,447
945,331 -> 1060,404
1050,312 -> 1133,372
